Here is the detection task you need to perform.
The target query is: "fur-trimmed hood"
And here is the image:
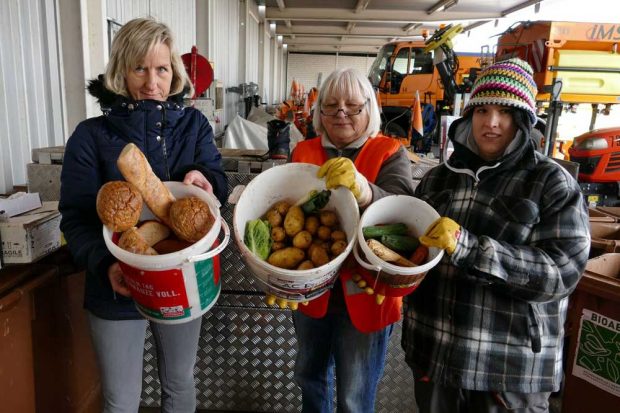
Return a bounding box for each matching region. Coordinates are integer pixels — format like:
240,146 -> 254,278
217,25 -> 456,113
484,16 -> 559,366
87,75 -> 189,107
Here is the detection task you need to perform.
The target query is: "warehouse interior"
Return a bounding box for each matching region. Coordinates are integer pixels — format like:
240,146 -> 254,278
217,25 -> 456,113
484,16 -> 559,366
1,1 -> 619,412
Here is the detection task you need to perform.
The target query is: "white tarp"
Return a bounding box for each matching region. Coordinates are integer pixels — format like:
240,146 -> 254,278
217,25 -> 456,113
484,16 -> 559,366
222,107 -> 304,152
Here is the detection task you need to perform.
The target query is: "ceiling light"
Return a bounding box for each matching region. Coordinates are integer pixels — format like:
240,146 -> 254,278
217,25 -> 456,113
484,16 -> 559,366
462,20 -> 491,32
403,23 -> 422,32
269,22 -> 276,33
426,0 -> 458,15
258,5 -> 265,18
501,0 -> 540,17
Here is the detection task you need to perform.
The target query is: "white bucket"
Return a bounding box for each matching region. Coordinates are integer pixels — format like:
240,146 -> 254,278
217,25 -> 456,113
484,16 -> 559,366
353,195 -> 444,296
103,181 -> 230,324
233,163 -> 359,302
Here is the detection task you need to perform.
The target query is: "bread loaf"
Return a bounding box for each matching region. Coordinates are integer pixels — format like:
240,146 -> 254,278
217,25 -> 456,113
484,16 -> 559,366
137,221 -> 171,246
96,181 -> 143,232
117,143 -> 175,225
168,197 -> 215,242
118,227 -> 158,255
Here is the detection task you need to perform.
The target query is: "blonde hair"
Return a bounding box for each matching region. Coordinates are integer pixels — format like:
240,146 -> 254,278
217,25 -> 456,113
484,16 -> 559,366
313,68 -> 381,139
104,18 -> 193,98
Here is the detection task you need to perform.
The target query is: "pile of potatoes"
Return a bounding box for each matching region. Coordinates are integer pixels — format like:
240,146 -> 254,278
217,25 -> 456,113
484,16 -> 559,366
263,200 -> 348,270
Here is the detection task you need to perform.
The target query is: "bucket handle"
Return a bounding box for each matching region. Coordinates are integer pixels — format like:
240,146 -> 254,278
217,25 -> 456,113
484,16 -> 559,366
187,220 -> 230,263
352,242 -> 383,272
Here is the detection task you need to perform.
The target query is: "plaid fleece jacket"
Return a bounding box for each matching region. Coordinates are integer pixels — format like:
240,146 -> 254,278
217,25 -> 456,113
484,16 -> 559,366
402,118 -> 590,393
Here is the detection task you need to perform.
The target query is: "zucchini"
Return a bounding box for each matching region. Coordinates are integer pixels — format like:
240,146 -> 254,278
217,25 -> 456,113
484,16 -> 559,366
362,223 -> 408,239
300,189 -> 331,214
380,234 -> 419,254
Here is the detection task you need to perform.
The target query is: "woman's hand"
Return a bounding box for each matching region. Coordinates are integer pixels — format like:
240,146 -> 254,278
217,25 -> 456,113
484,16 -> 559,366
317,157 -> 371,206
419,217 -> 461,255
108,262 -> 132,297
183,170 -> 213,194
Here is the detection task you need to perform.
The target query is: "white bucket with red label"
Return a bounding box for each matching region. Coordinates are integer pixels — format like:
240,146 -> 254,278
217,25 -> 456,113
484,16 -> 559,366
353,195 -> 444,296
232,163 -> 359,302
103,182 -> 229,324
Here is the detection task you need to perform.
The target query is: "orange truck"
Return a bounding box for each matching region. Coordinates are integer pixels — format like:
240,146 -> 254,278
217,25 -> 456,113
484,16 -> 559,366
368,25 -> 482,139
495,21 -> 620,205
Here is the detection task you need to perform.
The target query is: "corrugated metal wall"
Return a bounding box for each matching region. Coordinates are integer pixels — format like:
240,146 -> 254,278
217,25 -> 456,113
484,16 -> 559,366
286,52 -> 378,98
0,0 -> 65,194
261,25 -> 272,104
246,10 -> 259,85
106,0 -> 196,55
208,0 -> 240,125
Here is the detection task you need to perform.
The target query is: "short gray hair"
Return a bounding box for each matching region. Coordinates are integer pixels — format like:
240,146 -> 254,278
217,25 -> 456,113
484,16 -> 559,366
104,18 -> 193,98
312,68 -> 381,139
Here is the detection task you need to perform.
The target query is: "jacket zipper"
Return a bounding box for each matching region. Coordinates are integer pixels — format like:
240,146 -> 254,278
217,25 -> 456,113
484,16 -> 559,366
160,105 -> 171,180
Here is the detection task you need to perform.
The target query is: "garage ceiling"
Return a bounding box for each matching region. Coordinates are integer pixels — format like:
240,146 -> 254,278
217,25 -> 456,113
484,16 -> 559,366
263,0 -> 545,53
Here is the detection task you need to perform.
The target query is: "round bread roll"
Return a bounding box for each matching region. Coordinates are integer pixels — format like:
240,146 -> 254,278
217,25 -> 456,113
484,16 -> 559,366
168,197 -> 215,242
96,181 -> 143,232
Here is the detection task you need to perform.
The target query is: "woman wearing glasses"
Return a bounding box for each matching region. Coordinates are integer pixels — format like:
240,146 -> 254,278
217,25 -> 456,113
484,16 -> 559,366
289,68 -> 415,413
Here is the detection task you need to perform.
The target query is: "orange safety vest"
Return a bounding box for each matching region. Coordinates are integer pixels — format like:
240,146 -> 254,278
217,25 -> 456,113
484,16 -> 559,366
291,135 -> 404,333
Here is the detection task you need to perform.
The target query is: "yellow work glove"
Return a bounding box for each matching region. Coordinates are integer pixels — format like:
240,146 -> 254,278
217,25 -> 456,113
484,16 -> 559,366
419,217 -> 461,255
352,273 -> 385,305
265,294 -> 304,310
317,157 -> 371,206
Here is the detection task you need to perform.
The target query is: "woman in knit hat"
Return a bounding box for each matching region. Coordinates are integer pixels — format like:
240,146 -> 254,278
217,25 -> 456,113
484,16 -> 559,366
401,58 -> 590,412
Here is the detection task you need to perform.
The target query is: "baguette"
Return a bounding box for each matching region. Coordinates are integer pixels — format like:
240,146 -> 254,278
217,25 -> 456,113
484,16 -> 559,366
117,143 -> 175,225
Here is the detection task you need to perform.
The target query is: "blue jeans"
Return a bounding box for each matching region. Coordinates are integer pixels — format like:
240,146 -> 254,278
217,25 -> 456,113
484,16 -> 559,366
292,309 -> 393,413
88,313 -> 202,413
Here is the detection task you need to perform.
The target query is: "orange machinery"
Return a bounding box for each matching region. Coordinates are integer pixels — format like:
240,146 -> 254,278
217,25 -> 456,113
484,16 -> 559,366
368,24 -> 482,140
277,81 -> 318,138
496,21 -> 620,205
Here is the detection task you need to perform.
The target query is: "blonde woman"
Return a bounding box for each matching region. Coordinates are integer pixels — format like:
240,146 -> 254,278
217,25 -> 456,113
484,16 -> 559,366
59,18 -> 227,412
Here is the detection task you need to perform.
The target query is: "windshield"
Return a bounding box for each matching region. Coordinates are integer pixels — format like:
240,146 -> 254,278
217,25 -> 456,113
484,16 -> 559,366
368,44 -> 395,87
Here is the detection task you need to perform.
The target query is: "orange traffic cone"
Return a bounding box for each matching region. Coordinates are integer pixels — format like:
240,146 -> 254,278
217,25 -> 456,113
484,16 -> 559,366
408,90 -> 423,142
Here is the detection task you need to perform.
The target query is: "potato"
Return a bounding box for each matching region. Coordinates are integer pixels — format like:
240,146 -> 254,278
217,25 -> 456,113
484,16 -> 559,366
317,225 -> 332,241
271,226 -> 286,242
331,240 -> 347,256
319,210 -> 338,227
309,244 -> 330,267
266,209 -> 282,227
292,230 -> 313,249
268,247 -> 305,269
331,230 -> 346,241
273,200 -> 291,215
271,241 -> 286,251
305,216 -> 320,235
297,260 -> 315,270
284,205 -> 305,237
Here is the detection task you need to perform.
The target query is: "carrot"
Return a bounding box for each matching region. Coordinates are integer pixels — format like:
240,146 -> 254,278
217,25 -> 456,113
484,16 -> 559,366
410,245 -> 429,265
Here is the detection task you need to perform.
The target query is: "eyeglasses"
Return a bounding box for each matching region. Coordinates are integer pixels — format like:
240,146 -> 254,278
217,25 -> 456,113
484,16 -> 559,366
320,100 -> 368,117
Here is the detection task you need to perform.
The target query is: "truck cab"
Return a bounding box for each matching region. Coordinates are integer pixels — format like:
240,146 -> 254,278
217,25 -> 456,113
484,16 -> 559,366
368,38 -> 481,140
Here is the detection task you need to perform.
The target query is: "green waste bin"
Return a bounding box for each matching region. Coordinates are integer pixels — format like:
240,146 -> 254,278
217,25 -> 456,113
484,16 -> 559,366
562,253 -> 620,413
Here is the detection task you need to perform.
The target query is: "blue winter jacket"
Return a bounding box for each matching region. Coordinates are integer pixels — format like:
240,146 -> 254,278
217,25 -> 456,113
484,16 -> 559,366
59,78 -> 227,320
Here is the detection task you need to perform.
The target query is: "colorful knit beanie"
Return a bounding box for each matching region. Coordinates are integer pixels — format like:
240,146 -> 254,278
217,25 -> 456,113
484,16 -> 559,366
464,58 -> 538,123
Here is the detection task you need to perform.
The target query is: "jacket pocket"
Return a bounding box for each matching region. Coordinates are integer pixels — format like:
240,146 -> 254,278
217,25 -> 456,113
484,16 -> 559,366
528,303 -> 542,353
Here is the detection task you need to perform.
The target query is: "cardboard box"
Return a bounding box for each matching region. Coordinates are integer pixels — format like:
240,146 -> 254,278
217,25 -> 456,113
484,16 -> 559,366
0,193 -> 42,220
589,222 -> 620,254
0,202 -> 61,264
